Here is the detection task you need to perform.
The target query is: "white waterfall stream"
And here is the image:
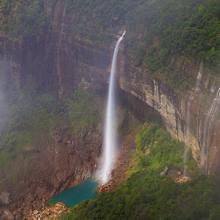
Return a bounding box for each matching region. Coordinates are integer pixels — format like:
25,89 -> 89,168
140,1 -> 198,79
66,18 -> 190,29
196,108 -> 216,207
98,31 -> 126,185
184,95 -> 193,176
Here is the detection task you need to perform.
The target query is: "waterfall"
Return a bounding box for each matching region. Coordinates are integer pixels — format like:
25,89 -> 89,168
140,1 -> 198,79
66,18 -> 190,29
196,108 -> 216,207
184,63 -> 203,176
183,95 -> 193,176
195,62 -> 203,93
153,80 -> 160,109
98,31 -> 126,185
200,88 -> 220,174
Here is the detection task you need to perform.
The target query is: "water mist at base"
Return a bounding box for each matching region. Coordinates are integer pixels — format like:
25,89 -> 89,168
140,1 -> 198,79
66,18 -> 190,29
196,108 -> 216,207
97,31 -> 126,185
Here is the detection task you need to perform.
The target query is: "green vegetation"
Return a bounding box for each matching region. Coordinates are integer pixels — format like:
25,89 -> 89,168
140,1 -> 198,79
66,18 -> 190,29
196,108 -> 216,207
0,94 -> 61,167
0,89 -> 102,188
0,0 -> 48,38
135,0 -> 220,90
0,93 -> 62,188
64,0 -> 220,90
131,124 -> 184,174
0,89 -> 102,166
65,90 -> 103,134
61,124 -> 220,220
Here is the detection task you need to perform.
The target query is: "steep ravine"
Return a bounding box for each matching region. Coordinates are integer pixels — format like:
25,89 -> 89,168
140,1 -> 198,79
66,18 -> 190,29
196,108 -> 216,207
1,32 -> 220,219
1,2 -> 220,219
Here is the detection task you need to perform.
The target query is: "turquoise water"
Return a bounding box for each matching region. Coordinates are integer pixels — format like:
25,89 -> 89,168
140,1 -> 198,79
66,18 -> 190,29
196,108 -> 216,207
49,180 -> 97,208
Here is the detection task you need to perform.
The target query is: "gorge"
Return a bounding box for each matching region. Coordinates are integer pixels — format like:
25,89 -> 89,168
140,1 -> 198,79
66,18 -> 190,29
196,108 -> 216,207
0,0 -> 220,219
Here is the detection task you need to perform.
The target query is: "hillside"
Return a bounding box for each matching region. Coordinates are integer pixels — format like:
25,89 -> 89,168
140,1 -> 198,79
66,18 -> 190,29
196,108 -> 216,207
62,124 -> 220,220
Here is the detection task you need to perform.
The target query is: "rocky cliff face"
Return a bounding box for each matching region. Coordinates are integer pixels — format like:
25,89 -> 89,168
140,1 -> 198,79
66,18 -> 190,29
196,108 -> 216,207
0,29 -> 111,99
0,2 -> 111,218
119,56 -> 220,175
1,0 -> 220,218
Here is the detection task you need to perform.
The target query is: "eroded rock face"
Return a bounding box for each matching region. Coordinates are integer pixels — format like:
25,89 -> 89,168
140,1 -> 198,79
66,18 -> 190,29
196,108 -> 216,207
118,57 -> 220,175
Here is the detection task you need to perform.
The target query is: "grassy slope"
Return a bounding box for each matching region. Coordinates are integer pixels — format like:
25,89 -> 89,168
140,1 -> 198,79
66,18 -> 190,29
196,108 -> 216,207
61,124 -> 220,220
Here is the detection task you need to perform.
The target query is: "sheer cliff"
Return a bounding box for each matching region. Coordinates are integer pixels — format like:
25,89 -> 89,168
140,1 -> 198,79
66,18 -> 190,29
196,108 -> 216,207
0,0 -> 220,219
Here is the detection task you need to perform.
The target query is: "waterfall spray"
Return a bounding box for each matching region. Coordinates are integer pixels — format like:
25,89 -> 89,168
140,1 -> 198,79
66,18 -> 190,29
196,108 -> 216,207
98,31 -> 126,185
